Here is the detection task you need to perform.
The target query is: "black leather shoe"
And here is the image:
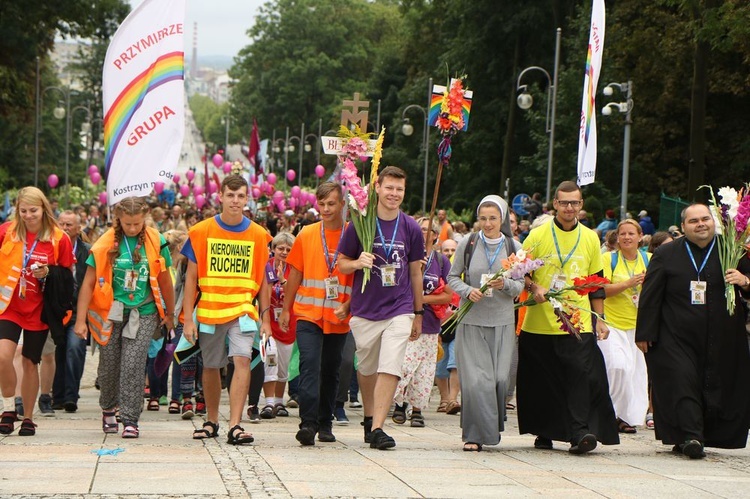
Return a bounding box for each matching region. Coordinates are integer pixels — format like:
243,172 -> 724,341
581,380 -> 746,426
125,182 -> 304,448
569,433 -> 597,455
682,439 -> 706,459
534,436 -> 553,450
318,427 -> 336,442
295,425 -> 316,446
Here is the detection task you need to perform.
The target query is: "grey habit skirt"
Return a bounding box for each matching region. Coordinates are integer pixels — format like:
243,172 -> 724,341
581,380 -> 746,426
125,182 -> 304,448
455,323 -> 515,445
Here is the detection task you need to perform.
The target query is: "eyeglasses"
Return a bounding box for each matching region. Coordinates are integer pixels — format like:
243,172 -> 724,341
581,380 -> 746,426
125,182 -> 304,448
478,216 -> 500,223
555,200 -> 582,208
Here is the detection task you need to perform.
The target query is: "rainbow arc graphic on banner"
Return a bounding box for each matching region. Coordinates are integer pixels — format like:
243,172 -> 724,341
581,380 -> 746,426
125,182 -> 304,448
104,52 -> 184,175
428,81 -> 473,131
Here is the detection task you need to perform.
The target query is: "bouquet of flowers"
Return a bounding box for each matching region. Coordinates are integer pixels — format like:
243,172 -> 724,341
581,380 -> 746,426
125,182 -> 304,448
514,275 -> 610,340
702,185 -> 750,315
339,125 -> 385,292
441,249 -> 544,336
435,77 -> 467,166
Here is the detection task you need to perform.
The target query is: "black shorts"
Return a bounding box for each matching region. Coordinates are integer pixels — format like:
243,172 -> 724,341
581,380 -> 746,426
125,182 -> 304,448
0,320 -> 49,364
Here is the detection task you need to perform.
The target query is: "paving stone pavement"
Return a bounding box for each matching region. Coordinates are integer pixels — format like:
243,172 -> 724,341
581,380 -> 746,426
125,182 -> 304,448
2,352 -> 750,498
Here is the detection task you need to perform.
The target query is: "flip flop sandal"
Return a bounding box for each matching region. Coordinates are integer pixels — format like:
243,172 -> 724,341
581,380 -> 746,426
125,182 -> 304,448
192,421 -> 219,440
168,400 -> 181,414
227,425 -> 254,445
121,425 -> 139,439
617,418 -> 637,434
102,411 -> 119,434
463,442 -> 482,452
0,411 -> 16,435
18,418 -> 36,436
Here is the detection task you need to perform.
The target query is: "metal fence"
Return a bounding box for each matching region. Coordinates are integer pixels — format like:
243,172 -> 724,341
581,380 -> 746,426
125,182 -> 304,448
658,193 -> 689,230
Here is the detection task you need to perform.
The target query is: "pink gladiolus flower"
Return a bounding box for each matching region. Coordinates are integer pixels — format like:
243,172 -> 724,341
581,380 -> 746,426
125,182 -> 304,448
736,195 -> 750,236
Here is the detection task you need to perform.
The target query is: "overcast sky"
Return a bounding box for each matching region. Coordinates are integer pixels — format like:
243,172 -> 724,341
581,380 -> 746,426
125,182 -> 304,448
128,0 -> 264,58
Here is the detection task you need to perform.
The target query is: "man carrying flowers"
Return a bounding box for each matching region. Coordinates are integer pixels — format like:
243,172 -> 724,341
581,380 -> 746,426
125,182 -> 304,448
517,180 -> 619,455
338,166 -> 425,450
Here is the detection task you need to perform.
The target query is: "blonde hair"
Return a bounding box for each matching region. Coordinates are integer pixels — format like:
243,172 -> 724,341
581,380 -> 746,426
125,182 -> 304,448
617,218 -> 642,235
12,186 -> 59,242
109,197 -> 150,265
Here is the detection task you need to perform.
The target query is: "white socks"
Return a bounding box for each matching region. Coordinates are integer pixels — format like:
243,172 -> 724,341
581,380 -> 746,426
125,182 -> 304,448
3,397 -> 15,412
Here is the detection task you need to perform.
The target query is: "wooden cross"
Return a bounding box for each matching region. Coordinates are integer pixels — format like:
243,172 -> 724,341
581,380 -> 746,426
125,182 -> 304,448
341,92 -> 369,130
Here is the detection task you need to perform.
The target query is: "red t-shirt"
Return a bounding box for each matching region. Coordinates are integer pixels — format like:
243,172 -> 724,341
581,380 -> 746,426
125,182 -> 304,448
0,223 -> 74,331
267,258 -> 296,344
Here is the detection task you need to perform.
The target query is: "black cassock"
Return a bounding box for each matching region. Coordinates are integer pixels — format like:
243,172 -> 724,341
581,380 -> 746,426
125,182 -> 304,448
636,236 -> 750,448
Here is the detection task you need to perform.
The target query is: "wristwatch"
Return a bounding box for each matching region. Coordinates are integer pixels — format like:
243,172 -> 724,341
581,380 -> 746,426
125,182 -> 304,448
413,309 -> 424,315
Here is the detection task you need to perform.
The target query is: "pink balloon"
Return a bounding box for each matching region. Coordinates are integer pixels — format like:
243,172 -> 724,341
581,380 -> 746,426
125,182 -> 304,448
286,169 -> 296,182
264,183 -> 274,195
47,174 -> 59,188
208,181 -> 218,194
289,197 -> 298,209
250,174 -> 257,185
153,181 -> 165,194
98,192 -> 107,205
252,187 -> 261,199
212,154 -> 223,167
173,173 -> 181,183
193,185 -> 204,196
223,163 -> 232,174
315,164 -> 325,178
186,170 -> 195,181
88,164 -> 99,175
195,194 -> 206,208
273,190 -> 285,201
267,173 -> 277,185
179,184 -> 190,197
291,186 -> 301,198
90,171 -> 101,185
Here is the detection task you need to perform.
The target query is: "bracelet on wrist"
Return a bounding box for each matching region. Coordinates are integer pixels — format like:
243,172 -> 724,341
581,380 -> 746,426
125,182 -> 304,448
413,309 -> 424,315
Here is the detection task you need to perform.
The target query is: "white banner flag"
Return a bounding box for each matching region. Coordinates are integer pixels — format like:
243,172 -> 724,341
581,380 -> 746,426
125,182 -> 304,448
103,0 -> 186,204
576,0 -> 606,186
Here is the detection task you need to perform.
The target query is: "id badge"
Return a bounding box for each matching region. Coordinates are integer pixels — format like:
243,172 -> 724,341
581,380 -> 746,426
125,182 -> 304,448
273,308 -> 282,321
381,264 -> 396,287
124,269 -> 138,292
690,280 -> 706,305
631,294 -> 640,308
551,273 -> 567,291
325,276 -> 339,299
480,273 -> 494,297
18,275 -> 27,300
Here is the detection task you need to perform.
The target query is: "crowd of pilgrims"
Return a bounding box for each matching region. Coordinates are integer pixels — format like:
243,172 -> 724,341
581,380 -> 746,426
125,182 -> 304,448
0,174 -> 748,460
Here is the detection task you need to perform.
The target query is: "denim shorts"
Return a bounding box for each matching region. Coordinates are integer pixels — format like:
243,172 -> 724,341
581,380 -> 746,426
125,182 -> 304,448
435,340 -> 456,378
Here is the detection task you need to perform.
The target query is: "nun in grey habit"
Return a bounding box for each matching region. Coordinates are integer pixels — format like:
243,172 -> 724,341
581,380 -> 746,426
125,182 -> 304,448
447,195 -> 523,451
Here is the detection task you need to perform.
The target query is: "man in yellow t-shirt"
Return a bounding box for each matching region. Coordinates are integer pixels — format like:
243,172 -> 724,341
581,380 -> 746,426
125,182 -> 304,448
518,180 -> 618,455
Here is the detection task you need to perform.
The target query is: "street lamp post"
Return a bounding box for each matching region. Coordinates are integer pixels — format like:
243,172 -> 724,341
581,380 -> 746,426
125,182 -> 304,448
516,28 -> 561,204
38,85 -> 78,197
602,80 -> 634,221
222,114 -> 230,158
400,77 -> 433,213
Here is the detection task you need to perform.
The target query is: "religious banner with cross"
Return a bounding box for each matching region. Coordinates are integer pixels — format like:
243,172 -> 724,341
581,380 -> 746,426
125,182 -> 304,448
321,93 -> 377,156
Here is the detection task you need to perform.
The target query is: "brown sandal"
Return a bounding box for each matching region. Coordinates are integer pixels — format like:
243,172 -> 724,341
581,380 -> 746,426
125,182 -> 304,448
0,411 -> 16,435
446,400 -> 461,415
437,401 -> 449,413
18,418 -> 36,436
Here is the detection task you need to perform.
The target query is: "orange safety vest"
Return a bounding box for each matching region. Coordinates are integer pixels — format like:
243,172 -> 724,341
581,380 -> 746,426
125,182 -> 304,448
290,222 -> 352,334
188,218 -> 270,325
87,227 -> 167,346
0,223 -> 67,315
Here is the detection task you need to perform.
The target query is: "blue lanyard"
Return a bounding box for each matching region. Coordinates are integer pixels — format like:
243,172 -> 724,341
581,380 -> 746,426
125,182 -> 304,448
122,236 -> 138,268
480,233 -> 505,270
23,237 -> 39,269
685,238 -> 716,280
321,223 -> 343,276
376,213 -> 400,262
550,220 -> 581,269
72,238 -> 78,256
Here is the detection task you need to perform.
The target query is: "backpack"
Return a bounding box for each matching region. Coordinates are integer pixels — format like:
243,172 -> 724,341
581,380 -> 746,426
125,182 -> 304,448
462,232 -> 520,286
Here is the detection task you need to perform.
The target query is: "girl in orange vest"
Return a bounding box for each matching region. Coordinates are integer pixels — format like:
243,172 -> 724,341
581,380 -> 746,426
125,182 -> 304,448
0,187 -> 74,437
74,197 -> 175,439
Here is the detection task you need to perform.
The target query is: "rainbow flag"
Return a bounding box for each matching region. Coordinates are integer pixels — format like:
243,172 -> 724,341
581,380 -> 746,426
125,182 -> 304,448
102,0 -> 186,204
428,80 -> 473,131
576,0 -> 606,186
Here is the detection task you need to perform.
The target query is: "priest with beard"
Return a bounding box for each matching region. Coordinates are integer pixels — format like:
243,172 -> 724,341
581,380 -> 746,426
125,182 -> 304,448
636,203 -> 750,459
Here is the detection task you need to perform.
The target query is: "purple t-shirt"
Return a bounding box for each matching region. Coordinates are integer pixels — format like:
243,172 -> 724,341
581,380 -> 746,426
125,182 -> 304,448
422,251 -> 451,334
338,211 -> 424,320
